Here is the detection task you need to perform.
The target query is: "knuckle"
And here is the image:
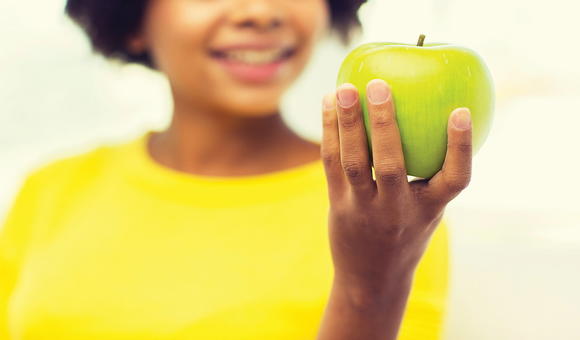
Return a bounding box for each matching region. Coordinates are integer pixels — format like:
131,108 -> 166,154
342,159 -> 364,179
339,111 -> 359,129
371,113 -> 395,129
409,179 -> 430,199
322,115 -> 336,129
322,109 -> 337,129
378,172 -> 405,186
449,142 -> 472,154
321,150 -> 340,169
375,165 -> 406,186
444,173 -> 471,193
330,206 -> 350,224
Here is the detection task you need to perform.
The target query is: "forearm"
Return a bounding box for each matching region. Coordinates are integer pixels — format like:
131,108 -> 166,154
316,269 -> 415,340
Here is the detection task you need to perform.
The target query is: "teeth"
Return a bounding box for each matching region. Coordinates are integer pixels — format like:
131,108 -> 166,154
224,48 -> 287,65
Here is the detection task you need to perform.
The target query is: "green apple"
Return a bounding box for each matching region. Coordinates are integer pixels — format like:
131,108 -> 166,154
337,35 -> 495,178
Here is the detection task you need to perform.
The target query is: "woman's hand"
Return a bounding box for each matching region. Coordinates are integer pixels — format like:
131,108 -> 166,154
320,79 -> 473,295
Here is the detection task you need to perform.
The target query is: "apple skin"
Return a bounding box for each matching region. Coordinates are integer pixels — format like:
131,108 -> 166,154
337,42 -> 495,179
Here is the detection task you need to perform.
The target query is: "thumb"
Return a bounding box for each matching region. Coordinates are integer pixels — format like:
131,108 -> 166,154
424,107 -> 473,205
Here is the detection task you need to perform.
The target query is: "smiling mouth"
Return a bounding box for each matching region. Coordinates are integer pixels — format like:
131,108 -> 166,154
209,47 -> 296,65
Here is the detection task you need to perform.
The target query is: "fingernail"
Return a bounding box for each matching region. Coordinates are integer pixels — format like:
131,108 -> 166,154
367,79 -> 391,104
323,93 -> 335,110
337,85 -> 357,108
452,108 -> 472,130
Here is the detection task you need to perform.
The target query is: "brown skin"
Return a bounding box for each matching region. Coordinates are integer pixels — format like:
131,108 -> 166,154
129,0 -> 328,176
318,82 -> 472,339
128,0 -> 473,339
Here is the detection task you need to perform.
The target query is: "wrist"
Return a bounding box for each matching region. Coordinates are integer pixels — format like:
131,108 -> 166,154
332,265 -> 416,310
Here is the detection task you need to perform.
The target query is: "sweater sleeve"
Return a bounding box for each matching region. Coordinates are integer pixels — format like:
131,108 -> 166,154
0,174 -> 40,339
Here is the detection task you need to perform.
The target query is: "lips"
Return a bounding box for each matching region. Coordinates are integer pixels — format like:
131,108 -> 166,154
210,47 -> 295,65
209,45 -> 297,84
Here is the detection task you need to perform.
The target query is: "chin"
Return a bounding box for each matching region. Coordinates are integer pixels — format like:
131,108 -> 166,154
220,99 -> 281,117
217,86 -> 287,117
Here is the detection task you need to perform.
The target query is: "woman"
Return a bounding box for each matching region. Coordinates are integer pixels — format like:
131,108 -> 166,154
0,0 -> 473,339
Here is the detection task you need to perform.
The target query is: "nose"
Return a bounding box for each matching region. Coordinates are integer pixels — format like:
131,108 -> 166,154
229,0 -> 285,32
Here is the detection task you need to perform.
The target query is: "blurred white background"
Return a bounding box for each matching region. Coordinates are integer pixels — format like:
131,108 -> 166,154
1,0 -> 579,339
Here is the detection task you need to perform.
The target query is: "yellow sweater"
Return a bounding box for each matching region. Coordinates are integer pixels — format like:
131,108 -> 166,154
0,132 -> 449,340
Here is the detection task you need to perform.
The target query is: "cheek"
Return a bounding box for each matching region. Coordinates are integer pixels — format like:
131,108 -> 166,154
292,0 -> 330,43
285,0 -> 330,73
143,1 -> 215,76
143,1 -> 232,111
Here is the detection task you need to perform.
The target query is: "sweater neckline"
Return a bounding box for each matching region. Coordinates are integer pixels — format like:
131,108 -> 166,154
116,131 -> 326,207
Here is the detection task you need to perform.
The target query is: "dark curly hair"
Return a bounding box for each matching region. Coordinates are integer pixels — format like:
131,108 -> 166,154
65,0 -> 367,69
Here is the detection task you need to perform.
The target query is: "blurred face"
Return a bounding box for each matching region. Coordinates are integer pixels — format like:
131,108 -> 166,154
131,0 -> 330,116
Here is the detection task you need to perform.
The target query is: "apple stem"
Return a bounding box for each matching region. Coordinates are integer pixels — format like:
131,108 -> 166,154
417,34 -> 426,46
